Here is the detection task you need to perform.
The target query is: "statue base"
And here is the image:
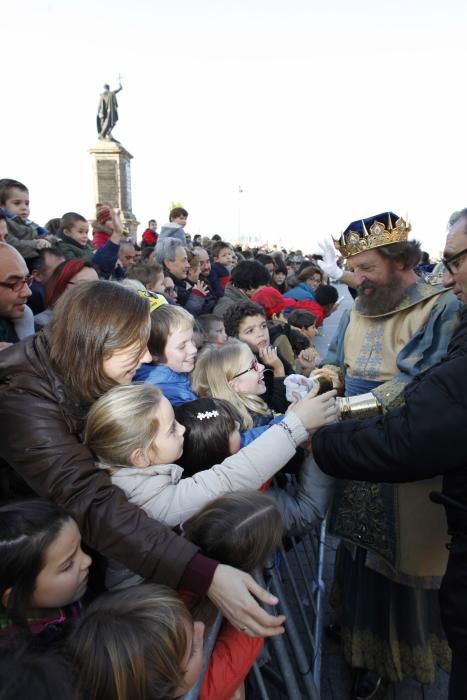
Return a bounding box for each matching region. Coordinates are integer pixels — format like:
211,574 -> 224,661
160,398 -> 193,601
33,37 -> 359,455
89,140 -> 139,238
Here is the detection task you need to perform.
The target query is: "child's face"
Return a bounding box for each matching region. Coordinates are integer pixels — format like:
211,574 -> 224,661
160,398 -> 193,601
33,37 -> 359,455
214,247 -> 234,267
65,221 -> 89,246
163,326 -> 197,373
146,396 -> 186,464
237,314 -> 270,353
292,323 -> 317,341
230,350 -> 266,396
150,273 -> 165,294
103,341 -> 152,384
206,321 -> 227,346
172,214 -> 188,228
32,520 -> 92,609
273,270 -> 286,285
176,621 -> 205,696
3,187 -> 30,220
228,420 -> 242,454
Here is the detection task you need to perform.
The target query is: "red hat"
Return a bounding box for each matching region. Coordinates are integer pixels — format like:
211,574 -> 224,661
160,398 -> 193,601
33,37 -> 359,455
251,287 -> 297,319
96,206 -> 112,225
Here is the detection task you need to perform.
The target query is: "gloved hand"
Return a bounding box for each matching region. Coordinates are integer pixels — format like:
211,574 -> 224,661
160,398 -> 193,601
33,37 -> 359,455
317,239 -> 343,281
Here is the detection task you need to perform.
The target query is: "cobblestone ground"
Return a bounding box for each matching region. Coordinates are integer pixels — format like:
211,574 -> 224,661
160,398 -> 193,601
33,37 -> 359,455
315,286 -> 450,700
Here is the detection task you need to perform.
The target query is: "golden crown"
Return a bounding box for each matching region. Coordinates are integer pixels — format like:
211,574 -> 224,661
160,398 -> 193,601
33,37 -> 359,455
333,213 -> 411,258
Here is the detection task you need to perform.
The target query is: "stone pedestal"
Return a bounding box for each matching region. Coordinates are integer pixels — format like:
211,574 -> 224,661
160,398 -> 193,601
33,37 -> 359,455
89,140 -> 139,238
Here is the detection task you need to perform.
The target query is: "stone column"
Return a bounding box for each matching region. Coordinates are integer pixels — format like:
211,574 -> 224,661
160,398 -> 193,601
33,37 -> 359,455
89,140 -> 139,238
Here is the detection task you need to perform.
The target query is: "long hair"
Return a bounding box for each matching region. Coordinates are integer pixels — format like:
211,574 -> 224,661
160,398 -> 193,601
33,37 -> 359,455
183,491 -> 283,572
174,398 -> 240,475
48,281 -> 151,405
68,584 -> 192,700
0,500 -> 72,633
85,384 -> 163,468
191,341 -> 270,429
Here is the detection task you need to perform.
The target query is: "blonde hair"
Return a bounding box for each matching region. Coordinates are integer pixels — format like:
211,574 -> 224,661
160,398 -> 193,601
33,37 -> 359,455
84,384 -> 163,467
69,584 -> 192,700
191,340 -> 270,429
149,304 -> 194,358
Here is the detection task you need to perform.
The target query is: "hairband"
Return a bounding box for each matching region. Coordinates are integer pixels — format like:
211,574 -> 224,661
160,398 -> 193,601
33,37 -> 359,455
196,410 -> 219,420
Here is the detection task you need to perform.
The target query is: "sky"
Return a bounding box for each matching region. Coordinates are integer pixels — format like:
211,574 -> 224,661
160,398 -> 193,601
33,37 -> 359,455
3,0 -> 467,255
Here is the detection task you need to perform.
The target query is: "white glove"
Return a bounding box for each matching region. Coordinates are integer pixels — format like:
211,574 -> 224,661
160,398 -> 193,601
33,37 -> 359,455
284,374 -> 317,402
317,239 -> 343,281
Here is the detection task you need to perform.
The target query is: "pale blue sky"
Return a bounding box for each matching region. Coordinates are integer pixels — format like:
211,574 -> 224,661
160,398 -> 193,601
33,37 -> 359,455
3,0 -> 467,253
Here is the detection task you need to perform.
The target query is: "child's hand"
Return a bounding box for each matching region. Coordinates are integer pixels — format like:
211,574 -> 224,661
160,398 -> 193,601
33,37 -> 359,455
288,383 -> 337,433
193,280 -> 209,296
259,346 -> 284,376
297,348 -> 318,373
35,239 -> 51,249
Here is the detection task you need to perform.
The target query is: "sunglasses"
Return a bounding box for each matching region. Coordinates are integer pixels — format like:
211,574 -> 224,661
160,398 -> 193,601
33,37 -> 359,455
232,357 -> 260,379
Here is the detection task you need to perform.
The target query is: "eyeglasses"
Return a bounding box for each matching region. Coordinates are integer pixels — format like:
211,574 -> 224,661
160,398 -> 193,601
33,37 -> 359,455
0,274 -> 33,292
232,358 -> 260,379
442,247 -> 467,275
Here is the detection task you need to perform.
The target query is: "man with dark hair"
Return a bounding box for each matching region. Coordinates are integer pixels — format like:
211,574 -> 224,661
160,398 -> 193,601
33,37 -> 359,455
312,208 -> 467,699
320,212 -> 460,698
213,260 -> 270,318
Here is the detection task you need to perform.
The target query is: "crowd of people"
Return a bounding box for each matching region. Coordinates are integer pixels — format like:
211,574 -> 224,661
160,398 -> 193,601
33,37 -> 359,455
0,175 -> 466,700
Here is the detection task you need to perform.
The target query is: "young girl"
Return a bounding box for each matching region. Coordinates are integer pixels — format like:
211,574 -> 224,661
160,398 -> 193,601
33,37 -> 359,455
192,340 -> 280,447
84,381 -> 336,590
176,400 -> 336,537
68,584 -> 204,700
183,490 -> 284,700
133,303 -> 198,405
0,500 -> 91,647
174,398 -> 241,475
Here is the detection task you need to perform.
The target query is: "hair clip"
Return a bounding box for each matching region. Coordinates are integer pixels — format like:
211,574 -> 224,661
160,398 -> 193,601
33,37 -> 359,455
196,410 -> 220,421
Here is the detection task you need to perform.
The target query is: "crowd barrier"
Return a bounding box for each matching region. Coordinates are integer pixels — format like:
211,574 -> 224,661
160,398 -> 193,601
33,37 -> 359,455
183,518 -> 327,700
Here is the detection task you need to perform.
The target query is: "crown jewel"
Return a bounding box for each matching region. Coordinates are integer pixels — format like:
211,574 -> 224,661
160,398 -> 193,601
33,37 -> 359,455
333,213 -> 411,258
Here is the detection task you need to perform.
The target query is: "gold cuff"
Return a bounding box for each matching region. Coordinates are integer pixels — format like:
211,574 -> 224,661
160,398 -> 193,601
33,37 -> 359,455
337,393 -> 382,420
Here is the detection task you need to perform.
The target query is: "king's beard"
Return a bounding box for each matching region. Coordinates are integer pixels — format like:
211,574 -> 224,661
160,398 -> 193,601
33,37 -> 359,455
355,277 -> 408,315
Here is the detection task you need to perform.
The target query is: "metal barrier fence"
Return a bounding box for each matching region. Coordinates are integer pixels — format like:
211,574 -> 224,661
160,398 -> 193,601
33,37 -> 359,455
183,519 -> 327,700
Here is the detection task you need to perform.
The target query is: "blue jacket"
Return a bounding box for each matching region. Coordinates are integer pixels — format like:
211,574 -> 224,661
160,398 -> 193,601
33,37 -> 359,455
239,413 -> 283,447
283,283 -> 316,302
92,240 -> 125,280
133,363 -> 197,406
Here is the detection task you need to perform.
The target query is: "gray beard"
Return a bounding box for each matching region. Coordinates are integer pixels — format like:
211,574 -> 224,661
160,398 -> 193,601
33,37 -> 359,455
355,278 -> 408,315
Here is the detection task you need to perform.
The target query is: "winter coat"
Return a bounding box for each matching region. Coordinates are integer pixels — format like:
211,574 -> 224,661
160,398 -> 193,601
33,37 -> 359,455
284,282 -> 316,302
158,224 -> 187,244
169,273 -> 216,316
92,240 -> 125,280
101,412 -> 308,590
2,209 -> 47,259
141,228 -> 158,247
211,262 -> 230,290
0,332 -> 211,593
56,234 -> 93,261
133,363 -> 197,405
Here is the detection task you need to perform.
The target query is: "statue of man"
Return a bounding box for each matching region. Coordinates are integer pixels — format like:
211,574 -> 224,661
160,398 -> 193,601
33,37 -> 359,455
97,82 -> 122,141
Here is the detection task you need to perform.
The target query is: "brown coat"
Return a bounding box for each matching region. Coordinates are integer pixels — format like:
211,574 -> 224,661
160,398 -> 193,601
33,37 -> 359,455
0,333 -> 200,589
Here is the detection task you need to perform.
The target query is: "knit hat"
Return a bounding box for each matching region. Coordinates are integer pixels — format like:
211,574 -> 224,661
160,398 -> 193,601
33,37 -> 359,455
96,206 -> 112,225
251,287 -> 297,319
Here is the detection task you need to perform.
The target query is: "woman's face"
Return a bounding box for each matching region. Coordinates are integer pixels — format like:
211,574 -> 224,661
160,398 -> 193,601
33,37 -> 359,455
67,267 -> 99,287
230,349 -> 266,395
103,341 -> 152,384
273,270 -> 286,285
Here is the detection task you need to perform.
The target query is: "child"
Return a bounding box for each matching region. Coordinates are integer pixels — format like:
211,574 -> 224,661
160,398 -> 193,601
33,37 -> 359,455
197,314 -> 228,346
68,584 -> 204,700
0,499 -> 91,647
125,261 -> 165,294
133,303 -> 198,405
159,206 -> 188,244
224,301 -> 291,413
91,203 -> 118,250
57,212 -> 93,260
211,241 -> 234,289
141,218 -> 158,248
84,381 -> 336,589
0,178 -> 51,259
174,397 -> 241,474
178,402 -> 336,538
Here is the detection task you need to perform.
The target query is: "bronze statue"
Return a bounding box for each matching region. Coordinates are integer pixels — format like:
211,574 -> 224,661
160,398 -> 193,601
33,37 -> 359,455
97,82 -> 122,141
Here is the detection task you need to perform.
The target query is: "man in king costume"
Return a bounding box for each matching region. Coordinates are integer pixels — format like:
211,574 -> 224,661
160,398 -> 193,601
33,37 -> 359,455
320,212 -> 460,699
